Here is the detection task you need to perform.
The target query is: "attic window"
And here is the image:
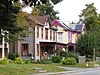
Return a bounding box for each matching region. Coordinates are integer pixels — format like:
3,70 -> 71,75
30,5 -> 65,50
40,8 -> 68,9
55,25 -> 57,27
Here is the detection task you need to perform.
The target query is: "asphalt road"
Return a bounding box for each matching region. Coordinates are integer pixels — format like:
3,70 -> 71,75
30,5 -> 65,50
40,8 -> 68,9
61,68 -> 100,75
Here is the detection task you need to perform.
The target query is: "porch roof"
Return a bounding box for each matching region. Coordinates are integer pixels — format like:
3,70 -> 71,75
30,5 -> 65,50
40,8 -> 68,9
40,41 -> 67,47
67,42 -> 76,46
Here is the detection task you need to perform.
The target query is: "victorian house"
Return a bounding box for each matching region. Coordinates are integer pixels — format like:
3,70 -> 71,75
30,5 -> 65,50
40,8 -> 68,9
51,19 -> 86,52
12,15 -> 86,60
13,15 -> 66,60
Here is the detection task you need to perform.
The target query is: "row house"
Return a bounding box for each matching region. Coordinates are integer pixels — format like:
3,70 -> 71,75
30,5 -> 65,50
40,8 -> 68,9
51,19 -> 86,52
14,15 -> 66,60
13,16 -> 86,60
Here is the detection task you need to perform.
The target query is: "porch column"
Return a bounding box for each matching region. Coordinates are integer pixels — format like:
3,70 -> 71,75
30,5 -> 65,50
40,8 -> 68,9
2,36 -> 4,59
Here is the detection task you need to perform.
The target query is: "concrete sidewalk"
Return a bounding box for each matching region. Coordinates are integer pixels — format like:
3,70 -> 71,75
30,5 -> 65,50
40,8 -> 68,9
30,71 -> 76,75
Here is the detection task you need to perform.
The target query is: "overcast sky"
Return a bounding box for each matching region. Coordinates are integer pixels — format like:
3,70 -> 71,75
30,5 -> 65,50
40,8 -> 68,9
54,0 -> 100,23
22,0 -> 100,23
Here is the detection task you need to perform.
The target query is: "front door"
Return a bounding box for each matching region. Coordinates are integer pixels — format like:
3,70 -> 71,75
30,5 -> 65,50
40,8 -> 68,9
21,44 -> 29,56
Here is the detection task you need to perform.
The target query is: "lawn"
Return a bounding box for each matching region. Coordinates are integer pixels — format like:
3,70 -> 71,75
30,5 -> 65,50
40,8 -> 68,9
0,63 -> 66,75
60,63 -> 94,68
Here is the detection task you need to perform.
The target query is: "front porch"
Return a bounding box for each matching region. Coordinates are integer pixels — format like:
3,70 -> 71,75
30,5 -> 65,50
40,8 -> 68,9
0,48 -> 8,59
40,42 -> 67,59
0,42 -> 9,59
67,42 -> 76,53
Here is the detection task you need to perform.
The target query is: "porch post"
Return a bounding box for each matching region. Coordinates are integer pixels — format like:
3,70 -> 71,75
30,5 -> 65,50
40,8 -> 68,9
7,34 -> 9,55
2,36 -> 4,59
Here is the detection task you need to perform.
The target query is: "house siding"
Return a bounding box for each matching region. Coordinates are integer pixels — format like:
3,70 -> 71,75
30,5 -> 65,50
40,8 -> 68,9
18,26 -> 34,59
56,25 -> 67,44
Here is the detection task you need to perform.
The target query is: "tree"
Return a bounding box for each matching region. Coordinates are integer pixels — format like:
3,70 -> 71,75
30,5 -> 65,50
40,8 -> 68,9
0,0 -> 63,33
22,0 -> 61,21
77,3 -> 100,58
0,0 -> 20,33
37,3 -> 59,21
21,0 -> 63,6
0,0 -> 63,42
76,30 -> 100,57
79,3 -> 98,31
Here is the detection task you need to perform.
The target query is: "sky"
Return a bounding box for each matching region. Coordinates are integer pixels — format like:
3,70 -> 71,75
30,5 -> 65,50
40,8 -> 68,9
22,0 -> 100,23
54,0 -> 100,23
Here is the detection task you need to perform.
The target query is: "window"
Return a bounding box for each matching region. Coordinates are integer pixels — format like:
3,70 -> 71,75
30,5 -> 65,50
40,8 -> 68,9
53,31 -> 55,41
37,44 -> 39,56
21,44 -> 28,56
41,28 -> 43,39
37,26 -> 39,38
45,28 -> 48,39
68,31 -> 72,43
50,30 -> 52,40
58,32 -> 63,42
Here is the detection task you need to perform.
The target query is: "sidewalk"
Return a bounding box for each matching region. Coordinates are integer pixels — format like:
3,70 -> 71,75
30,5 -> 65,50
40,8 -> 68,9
30,71 -> 76,75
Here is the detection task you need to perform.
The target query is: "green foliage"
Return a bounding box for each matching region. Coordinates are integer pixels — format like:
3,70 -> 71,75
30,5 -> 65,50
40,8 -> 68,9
37,3 -> 59,21
76,31 -> 100,57
15,57 -> 23,64
42,60 -> 52,64
79,3 -> 100,31
51,56 -> 61,63
41,58 -> 52,64
23,60 -> 30,64
8,52 -> 19,60
62,58 -> 76,65
78,3 -> 100,58
35,58 -> 52,64
65,53 -> 79,62
8,59 -> 13,63
21,0 -> 63,6
0,57 -> 8,64
0,0 -> 20,33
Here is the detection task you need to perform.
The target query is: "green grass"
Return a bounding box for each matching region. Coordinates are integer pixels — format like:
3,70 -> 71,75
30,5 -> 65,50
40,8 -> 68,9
60,63 -> 94,68
0,63 -> 66,75
0,61 -> 95,75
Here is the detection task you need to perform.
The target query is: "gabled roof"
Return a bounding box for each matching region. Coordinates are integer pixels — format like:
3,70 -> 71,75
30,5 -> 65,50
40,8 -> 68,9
51,19 -> 72,30
52,19 -> 86,32
29,15 -> 49,26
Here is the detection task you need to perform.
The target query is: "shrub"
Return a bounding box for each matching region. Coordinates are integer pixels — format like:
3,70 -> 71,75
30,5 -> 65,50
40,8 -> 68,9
51,56 -> 61,63
23,60 -> 30,64
15,57 -> 23,64
37,58 -> 52,64
0,57 -> 8,64
8,52 -> 19,60
42,60 -> 52,64
65,53 -> 79,63
8,59 -> 13,63
62,57 -> 76,65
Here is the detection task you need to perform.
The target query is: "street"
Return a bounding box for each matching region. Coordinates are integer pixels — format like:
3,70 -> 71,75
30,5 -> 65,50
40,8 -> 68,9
60,67 -> 100,75
31,67 -> 100,75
